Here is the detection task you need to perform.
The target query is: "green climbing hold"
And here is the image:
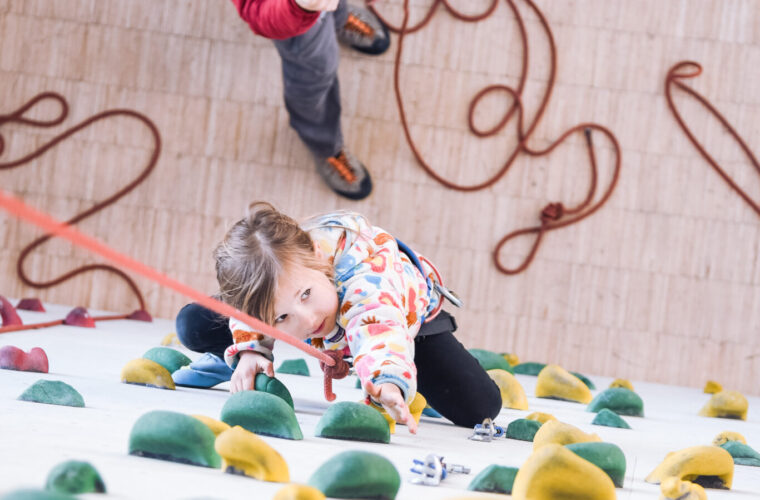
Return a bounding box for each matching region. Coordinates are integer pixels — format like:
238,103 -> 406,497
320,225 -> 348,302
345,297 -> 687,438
142,347 -> 191,374
308,450 -> 400,499
514,362 -> 546,375
592,408 -> 631,429
505,418 -> 543,441
720,441 -> 760,466
565,442 -> 627,488
45,460 -> 106,494
0,490 -> 77,500
468,349 -> 513,373
572,371 -> 596,390
221,390 -> 303,440
355,377 -> 362,389
587,388 -> 644,417
18,380 -> 84,408
467,464 -> 519,494
315,401 -> 390,443
276,358 -> 310,376
254,373 -> 294,408
128,410 -> 221,468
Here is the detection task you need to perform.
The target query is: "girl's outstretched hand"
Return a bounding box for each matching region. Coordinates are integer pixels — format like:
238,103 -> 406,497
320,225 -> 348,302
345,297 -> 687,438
230,351 -> 274,393
364,381 -> 418,434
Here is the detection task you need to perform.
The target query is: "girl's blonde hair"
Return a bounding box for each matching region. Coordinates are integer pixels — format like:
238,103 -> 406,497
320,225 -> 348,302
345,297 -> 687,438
214,202 -> 333,325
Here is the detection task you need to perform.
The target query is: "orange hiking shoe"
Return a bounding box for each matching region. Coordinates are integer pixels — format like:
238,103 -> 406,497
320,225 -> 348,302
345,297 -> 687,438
337,4 -> 390,55
315,149 -> 373,200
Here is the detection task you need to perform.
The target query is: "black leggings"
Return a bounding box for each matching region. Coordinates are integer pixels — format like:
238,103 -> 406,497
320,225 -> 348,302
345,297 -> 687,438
175,304 -> 501,428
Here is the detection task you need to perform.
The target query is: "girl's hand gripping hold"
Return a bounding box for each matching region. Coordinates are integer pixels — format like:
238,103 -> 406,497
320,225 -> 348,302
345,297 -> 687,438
230,351 -> 274,393
364,381 -> 418,434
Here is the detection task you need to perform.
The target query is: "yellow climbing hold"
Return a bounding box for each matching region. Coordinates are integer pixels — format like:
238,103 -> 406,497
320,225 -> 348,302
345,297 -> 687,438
408,392 -> 427,425
512,443 -> 616,500
215,426 -> 289,482
609,378 -> 634,391
487,369 -> 528,410
659,477 -> 706,500
273,484 -> 326,500
160,332 -> 181,346
526,412 -> 556,424
712,431 -> 746,446
703,380 -> 722,394
532,420 -> 601,450
192,415 -> 230,437
699,390 -> 748,420
535,364 -> 592,404
502,353 -> 520,366
645,445 -> 733,488
120,358 -> 175,390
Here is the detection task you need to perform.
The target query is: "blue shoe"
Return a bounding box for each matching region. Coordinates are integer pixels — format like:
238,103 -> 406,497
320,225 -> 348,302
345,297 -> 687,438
172,352 -> 233,388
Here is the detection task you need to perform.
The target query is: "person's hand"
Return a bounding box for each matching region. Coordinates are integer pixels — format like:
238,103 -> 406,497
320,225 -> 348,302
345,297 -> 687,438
364,381 -> 417,434
230,351 -> 274,393
294,0 -> 339,12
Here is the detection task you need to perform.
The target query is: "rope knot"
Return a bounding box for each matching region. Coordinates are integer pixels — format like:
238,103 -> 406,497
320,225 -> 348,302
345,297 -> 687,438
320,350 -> 350,401
540,202 -> 564,223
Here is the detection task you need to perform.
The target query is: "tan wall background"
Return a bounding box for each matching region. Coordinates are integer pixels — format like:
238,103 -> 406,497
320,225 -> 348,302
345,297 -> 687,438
1,0 -> 759,394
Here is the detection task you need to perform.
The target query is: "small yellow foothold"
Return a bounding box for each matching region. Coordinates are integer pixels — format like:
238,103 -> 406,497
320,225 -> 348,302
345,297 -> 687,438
535,364 -> 592,404
645,445 -> 733,488
699,390 -> 748,420
512,443 -> 616,500
120,358 -> 175,390
502,353 -> 520,367
273,484 -> 326,500
215,426 -> 289,482
366,401 -> 395,434
703,380 -> 722,394
712,431 -> 746,446
408,392 -> 427,425
526,412 -> 556,424
659,477 -> 707,500
609,378 -> 634,391
532,420 -> 601,450
160,332 -> 180,346
192,415 -> 231,437
487,369 -> 528,410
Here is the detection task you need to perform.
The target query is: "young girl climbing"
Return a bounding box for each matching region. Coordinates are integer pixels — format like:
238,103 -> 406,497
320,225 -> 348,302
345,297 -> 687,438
174,202 -> 501,432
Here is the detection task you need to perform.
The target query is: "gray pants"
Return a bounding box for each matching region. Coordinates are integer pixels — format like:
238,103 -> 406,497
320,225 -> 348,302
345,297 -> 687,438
273,1 -> 348,159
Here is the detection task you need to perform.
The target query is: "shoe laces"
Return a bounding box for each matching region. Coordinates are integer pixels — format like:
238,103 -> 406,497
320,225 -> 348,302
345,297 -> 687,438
327,152 -> 358,183
344,13 -> 374,38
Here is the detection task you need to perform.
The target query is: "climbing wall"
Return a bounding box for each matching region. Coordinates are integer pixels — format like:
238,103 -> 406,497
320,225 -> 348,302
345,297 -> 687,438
1,0 -> 760,396
1,306 -> 759,498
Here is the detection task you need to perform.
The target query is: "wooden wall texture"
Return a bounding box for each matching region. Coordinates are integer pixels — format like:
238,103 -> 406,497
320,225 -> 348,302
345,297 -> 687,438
2,0 -> 760,394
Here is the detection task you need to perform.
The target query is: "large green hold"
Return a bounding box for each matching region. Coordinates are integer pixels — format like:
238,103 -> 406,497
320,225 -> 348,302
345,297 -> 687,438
587,388 -> 644,417
254,373 -> 294,409
505,418 -> 543,441
0,490 -> 77,500
467,465 -> 519,494
720,441 -> 760,466
592,408 -> 631,429
468,349 -> 513,373
514,362 -> 596,389
221,390 -> 303,440
308,450 -> 400,499
565,442 -> 627,487
45,460 -> 106,494
315,401 -> 390,443
276,358 -> 310,376
128,410 -> 221,468
18,380 -> 84,407
142,347 -> 191,374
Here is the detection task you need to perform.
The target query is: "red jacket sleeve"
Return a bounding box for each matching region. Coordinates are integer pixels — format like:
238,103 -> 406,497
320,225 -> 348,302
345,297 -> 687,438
231,0 -> 320,40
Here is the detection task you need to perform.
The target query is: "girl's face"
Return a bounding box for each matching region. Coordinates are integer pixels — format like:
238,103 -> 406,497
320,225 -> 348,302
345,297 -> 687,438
272,261 -> 338,341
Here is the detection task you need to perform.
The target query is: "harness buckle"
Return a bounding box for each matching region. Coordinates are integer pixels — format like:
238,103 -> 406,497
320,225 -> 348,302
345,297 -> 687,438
434,282 -> 463,308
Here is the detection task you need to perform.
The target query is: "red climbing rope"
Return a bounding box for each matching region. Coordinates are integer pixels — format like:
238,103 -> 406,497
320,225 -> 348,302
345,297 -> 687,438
665,61 -> 760,216
320,350 -> 351,401
370,0 -> 622,274
0,92 -> 159,311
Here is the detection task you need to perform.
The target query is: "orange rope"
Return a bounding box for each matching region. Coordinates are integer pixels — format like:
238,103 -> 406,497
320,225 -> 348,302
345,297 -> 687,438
0,189 -> 335,366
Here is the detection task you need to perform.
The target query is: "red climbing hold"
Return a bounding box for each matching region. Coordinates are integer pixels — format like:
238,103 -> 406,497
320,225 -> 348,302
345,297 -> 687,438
0,345 -> 49,373
16,298 -> 45,312
63,307 -> 95,328
0,296 -> 23,326
127,309 -> 152,322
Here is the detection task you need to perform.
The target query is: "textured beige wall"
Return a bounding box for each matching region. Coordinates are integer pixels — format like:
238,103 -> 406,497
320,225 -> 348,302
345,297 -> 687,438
1,0 -> 759,394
